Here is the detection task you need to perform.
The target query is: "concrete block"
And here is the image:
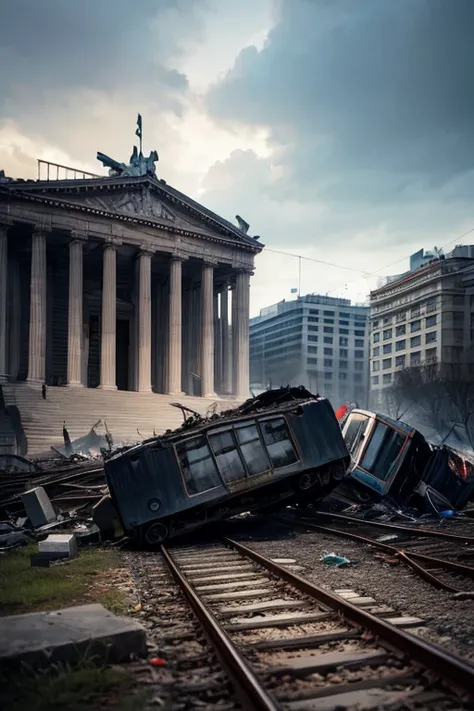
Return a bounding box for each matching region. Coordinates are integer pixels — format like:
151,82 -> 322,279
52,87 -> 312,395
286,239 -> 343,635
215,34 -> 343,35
38,533 -> 77,558
0,603 -> 147,669
20,487 -> 56,528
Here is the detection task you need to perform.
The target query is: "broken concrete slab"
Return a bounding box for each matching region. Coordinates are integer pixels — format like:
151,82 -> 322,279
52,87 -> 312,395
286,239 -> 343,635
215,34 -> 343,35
0,603 -> 147,669
20,486 -> 56,528
38,533 -> 77,558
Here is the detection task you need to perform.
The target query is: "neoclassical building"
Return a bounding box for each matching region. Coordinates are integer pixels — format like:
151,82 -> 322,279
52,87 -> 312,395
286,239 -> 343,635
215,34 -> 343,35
0,146 -> 263,442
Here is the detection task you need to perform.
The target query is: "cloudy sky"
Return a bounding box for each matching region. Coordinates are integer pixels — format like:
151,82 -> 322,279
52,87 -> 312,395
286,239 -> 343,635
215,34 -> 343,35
1,0 -> 473,316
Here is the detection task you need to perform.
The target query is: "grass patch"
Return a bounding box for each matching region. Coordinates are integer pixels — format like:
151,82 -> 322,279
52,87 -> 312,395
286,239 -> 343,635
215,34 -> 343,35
0,657 -> 149,711
0,545 -> 126,616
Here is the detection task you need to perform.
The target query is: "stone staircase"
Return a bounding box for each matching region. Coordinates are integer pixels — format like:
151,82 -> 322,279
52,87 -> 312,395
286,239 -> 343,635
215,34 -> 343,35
2,384 -> 239,456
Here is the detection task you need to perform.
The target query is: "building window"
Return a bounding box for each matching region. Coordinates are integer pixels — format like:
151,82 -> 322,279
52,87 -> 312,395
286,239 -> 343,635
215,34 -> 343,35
308,336 -> 318,342
372,320 -> 379,328
324,371 -> 332,380
383,373 -> 392,385
339,320 -> 349,326
340,336 -> 349,346
354,361 -> 364,371
383,329 -> 392,340
309,309 -> 319,315
396,312 -> 406,323
178,436 -> 221,495
340,312 -> 350,318
308,345 -> 318,354
324,347 -> 333,355
426,314 -> 437,328
307,357 -> 318,364
426,347 -> 437,362
324,318 -> 334,324
324,326 -> 334,333
411,351 -> 421,366
373,361 -> 380,372
340,328 -> 349,335
426,331 -> 437,344
355,330 -> 365,337
340,348 -> 348,358
308,316 -> 319,323
355,350 -> 364,359
410,335 -> 421,348
426,298 -> 437,313
395,325 -> 406,337
339,372 -> 347,381
373,332 -> 380,343
395,339 -> 405,351
382,343 -> 392,355
372,375 -> 379,385
354,373 -> 363,383
324,359 -> 333,368
340,360 -> 348,370
372,346 -> 380,357
308,325 -> 319,332
411,306 -> 420,318
383,316 -> 392,325
395,355 -> 405,368
382,358 -> 392,370
355,339 -> 364,348
323,336 -> 333,344
411,320 -> 421,332
324,310 -> 334,317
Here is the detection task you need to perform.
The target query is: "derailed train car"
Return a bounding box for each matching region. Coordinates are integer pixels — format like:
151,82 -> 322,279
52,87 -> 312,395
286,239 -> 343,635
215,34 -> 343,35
100,387 -> 350,545
330,408 -> 474,511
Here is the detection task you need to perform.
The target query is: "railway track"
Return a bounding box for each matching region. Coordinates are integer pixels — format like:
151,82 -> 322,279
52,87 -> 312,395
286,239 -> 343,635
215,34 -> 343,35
161,538 -> 474,710
293,511 -> 474,594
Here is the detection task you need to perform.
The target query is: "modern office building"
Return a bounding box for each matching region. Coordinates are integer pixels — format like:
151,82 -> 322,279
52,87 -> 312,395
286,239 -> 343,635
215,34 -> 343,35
250,294 -> 370,407
369,246 -> 474,408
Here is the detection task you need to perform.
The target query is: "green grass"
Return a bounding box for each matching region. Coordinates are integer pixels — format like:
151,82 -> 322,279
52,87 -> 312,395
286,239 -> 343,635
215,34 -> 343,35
0,657 -> 150,711
0,544 -> 126,616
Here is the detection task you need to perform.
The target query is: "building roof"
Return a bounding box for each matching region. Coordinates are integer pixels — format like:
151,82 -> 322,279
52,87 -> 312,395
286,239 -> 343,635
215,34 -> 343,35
0,173 -> 264,253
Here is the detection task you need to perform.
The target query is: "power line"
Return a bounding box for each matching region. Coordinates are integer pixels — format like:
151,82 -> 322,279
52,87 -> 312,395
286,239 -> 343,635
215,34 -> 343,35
264,247 -> 368,274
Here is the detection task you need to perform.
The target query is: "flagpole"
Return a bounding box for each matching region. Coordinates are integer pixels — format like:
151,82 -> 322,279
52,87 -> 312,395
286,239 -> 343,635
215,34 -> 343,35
140,116 -> 143,155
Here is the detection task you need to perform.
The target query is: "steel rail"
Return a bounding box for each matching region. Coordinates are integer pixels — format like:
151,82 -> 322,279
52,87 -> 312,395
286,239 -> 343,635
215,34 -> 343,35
313,510 -> 474,543
160,545 -> 281,711
226,537 -> 474,694
290,517 -> 474,592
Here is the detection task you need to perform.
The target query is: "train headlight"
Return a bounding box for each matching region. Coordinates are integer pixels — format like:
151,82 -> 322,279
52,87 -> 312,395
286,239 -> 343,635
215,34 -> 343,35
148,498 -> 161,512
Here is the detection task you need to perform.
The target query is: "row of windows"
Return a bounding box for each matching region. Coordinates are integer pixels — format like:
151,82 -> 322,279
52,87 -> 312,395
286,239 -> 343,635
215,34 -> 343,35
309,309 -> 367,320
306,356 -> 366,373
372,331 -> 437,357
373,317 -> 432,342
371,348 -> 438,384
177,417 -> 298,496
372,299 -> 438,328
308,346 -> 365,358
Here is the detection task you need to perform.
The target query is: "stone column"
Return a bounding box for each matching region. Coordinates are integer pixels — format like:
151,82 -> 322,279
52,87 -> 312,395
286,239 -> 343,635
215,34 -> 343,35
99,238 -> 120,390
27,227 -> 48,383
213,290 -> 219,392
182,287 -> 193,394
221,282 -> 231,394
231,278 -> 237,395
8,258 -> 21,382
233,269 -> 252,400
167,255 -> 184,395
67,232 -> 86,386
0,221 -> 10,382
137,246 -> 153,392
200,260 -> 216,398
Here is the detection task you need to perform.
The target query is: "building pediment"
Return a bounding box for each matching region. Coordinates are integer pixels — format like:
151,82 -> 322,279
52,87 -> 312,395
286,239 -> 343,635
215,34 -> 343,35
1,176 -> 263,252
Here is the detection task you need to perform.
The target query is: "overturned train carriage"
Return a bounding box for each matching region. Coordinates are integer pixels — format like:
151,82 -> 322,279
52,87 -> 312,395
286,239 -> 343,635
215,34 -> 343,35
101,388 -> 350,545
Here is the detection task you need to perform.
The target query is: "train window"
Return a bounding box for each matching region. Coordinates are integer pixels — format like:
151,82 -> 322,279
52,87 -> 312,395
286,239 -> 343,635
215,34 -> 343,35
344,414 -> 371,462
177,436 -> 221,495
260,417 -> 298,469
235,422 -> 271,476
360,423 -> 405,481
209,430 -> 246,483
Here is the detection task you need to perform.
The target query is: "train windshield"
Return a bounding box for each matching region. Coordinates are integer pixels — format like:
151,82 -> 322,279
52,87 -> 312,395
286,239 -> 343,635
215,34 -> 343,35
360,422 -> 406,482
344,413 -> 371,463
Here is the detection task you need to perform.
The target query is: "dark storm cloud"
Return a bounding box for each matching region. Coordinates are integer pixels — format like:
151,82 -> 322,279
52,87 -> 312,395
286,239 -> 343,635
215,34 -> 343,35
0,0 -> 201,105
207,0 -> 474,202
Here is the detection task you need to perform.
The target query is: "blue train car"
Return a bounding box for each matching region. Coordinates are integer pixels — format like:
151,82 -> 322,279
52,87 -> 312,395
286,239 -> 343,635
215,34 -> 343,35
101,387 -> 350,545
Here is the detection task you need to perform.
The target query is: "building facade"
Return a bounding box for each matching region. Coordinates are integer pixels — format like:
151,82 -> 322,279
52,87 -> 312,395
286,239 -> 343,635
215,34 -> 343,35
369,248 -> 474,408
250,294 -> 370,407
0,151 -> 263,403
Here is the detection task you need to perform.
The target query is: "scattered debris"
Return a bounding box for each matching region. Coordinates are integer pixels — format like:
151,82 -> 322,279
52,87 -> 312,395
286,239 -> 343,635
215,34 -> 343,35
52,419 -> 113,460
320,553 -> 352,567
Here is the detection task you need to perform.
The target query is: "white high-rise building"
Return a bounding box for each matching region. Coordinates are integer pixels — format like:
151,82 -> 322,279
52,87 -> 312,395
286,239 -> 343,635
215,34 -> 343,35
250,294 -> 370,407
